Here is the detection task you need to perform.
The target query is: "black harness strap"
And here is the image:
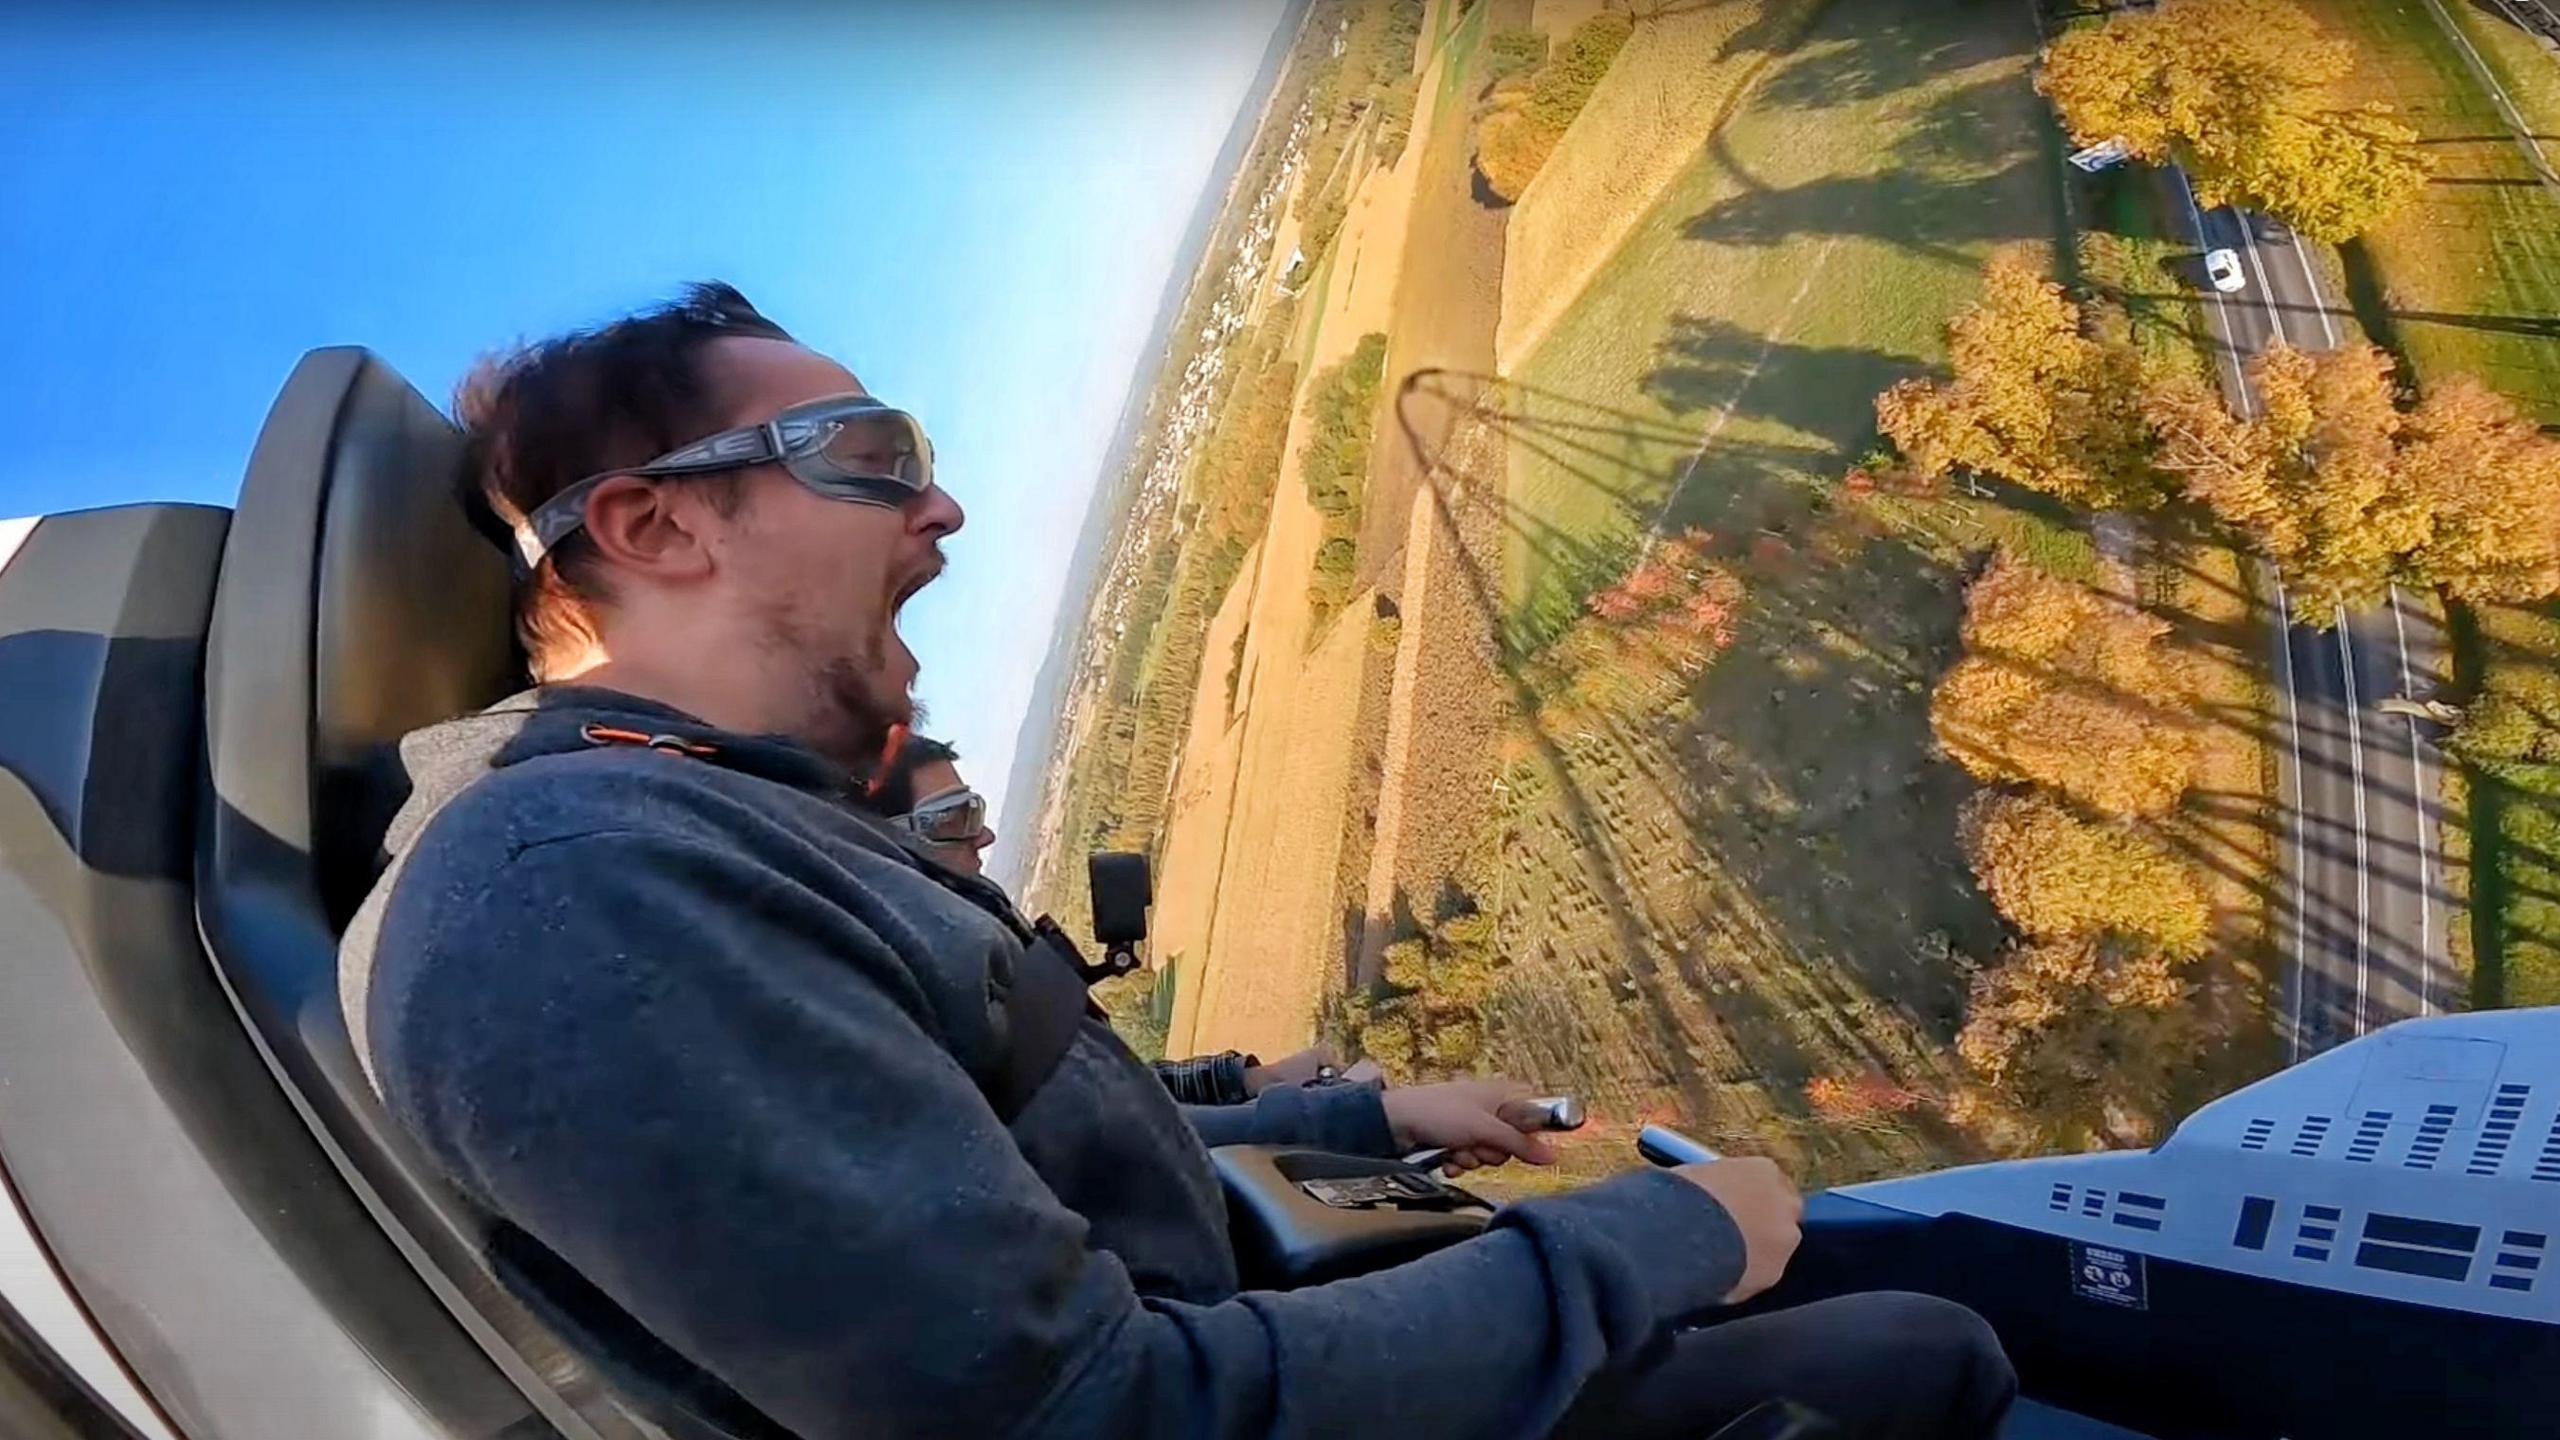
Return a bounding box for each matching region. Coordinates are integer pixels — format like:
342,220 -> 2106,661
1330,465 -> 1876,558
995,919 -> 1109,1122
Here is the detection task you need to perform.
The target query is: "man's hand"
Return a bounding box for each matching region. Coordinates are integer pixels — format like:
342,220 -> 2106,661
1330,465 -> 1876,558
1380,1078 -> 1559,1172
1671,1157 -> 1802,1302
1244,1046 -> 1337,1094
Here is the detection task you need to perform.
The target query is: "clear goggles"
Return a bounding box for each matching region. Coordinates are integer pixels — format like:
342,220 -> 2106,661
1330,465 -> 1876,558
513,393 -> 934,570
895,785 -> 989,846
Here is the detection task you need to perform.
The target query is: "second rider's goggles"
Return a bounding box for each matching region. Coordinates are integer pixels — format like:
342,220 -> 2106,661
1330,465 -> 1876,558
897,786 -> 990,845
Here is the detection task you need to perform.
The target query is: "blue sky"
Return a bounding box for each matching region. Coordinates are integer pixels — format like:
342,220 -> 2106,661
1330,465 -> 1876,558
0,0 -> 1286,827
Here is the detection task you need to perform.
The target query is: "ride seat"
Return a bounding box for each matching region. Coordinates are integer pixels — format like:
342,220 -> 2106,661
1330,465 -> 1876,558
194,349 -> 647,1438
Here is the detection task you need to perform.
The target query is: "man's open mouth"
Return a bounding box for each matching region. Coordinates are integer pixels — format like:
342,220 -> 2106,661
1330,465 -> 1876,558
892,555 -> 944,611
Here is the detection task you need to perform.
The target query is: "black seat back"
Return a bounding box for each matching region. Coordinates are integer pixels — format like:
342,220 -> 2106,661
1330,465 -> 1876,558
197,348 -> 635,1438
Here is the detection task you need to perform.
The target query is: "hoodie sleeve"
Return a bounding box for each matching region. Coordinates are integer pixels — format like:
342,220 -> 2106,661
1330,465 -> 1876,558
1180,1081 -> 1399,1156
370,827 -> 1746,1440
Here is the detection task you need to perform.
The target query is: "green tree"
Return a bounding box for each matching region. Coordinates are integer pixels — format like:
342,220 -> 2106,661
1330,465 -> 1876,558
2037,0 -> 2428,241
1486,27 -> 1546,82
1343,903 -> 1506,1083
1302,333 -> 1388,627
1303,332 -> 1387,513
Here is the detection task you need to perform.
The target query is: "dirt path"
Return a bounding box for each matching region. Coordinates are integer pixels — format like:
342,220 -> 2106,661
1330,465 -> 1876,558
1357,0 -> 1523,584
1154,541 -> 1262,1049
1354,422 -> 1511,988
1171,42 -> 1447,1057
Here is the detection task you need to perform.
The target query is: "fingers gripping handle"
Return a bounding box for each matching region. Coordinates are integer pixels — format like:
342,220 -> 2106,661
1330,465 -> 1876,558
1401,1095 -> 1586,1169
1636,1124 -> 1720,1168
1507,1095 -> 1585,1132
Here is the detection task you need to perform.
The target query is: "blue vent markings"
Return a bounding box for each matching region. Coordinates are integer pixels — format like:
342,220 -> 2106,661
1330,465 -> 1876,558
2365,1214 -> 2480,1251
2354,1213 -> 2479,1284
2233,1197 -> 2274,1251
2346,1111 -> 2391,1163
2356,1243 -> 2470,1281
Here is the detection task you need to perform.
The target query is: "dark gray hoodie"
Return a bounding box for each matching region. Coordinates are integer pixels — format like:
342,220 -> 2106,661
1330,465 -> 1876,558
341,686 -> 1747,1440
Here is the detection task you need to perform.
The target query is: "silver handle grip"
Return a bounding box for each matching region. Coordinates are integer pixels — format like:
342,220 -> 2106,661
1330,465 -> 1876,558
1508,1095 -> 1587,1132
1637,1124 -> 1720,1168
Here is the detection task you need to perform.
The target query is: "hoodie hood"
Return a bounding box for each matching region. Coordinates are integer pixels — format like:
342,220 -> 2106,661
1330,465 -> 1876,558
380,684 -> 859,861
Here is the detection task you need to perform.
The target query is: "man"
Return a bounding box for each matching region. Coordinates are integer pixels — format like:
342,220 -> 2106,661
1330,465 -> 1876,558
861,726 -> 1382,1105
340,283 -> 2012,1439
864,726 -> 999,875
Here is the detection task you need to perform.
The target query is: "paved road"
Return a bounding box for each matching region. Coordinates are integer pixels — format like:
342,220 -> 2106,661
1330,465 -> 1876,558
2169,171 -> 2456,1058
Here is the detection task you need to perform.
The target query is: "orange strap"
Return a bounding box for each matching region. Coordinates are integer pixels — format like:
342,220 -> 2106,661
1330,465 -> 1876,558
579,723 -> 718,758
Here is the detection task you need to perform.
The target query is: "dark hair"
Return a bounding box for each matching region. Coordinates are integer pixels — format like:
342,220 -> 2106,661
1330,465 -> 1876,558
454,281 -> 794,677
865,728 -> 962,817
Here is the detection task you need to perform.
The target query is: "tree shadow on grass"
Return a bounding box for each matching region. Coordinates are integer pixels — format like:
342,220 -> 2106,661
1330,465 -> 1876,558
1644,313 -> 1922,443
1386,366 -> 2059,1150
1680,154 -> 2049,270
1746,11 -> 2005,114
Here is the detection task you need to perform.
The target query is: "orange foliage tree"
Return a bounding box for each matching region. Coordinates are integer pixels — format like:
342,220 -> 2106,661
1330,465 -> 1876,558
1930,552 -> 2199,817
1960,792 -> 2212,957
1875,253 -> 2165,510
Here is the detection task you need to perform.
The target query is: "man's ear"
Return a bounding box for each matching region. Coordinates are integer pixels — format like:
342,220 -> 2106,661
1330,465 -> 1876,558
580,475 -> 716,581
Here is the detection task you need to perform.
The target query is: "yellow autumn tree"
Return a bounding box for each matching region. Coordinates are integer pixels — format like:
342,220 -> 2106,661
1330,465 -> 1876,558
2146,346 -> 2560,612
1960,792 -> 2212,957
2038,0 -> 2429,241
1931,552 -> 2200,817
1953,934 -> 2195,1148
2398,379 -> 2560,603
1876,254 -> 2165,509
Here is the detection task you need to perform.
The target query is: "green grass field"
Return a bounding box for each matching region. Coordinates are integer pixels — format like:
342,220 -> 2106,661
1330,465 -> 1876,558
2453,599 -> 2560,1009
1502,0 -> 2060,647
2427,0 -> 2560,150
2322,0 -> 2560,421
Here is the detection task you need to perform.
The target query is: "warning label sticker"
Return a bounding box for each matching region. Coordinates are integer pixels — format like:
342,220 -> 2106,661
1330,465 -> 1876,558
2069,1240 -> 2149,1311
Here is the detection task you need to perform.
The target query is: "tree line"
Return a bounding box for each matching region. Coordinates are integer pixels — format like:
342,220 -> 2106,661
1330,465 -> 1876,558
1879,255 -> 2560,618
1931,552 -> 2217,1148
1304,332 -> 1388,628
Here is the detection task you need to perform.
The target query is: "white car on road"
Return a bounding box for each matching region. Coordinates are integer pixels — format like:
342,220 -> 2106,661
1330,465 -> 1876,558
2204,247 -> 2246,293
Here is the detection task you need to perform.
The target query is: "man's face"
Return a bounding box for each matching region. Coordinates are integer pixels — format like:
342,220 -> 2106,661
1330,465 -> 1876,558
906,756 -> 995,876
694,337 -> 965,759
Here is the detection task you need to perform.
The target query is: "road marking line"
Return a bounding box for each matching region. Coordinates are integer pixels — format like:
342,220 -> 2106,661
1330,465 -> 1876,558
1650,236 -> 1842,538
2241,223 -> 2284,345
2175,173 -> 2254,416
2289,232 -> 2340,350
2390,585 -> 2435,1016
2337,611 -> 2372,1036
2276,578 -> 2311,1063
